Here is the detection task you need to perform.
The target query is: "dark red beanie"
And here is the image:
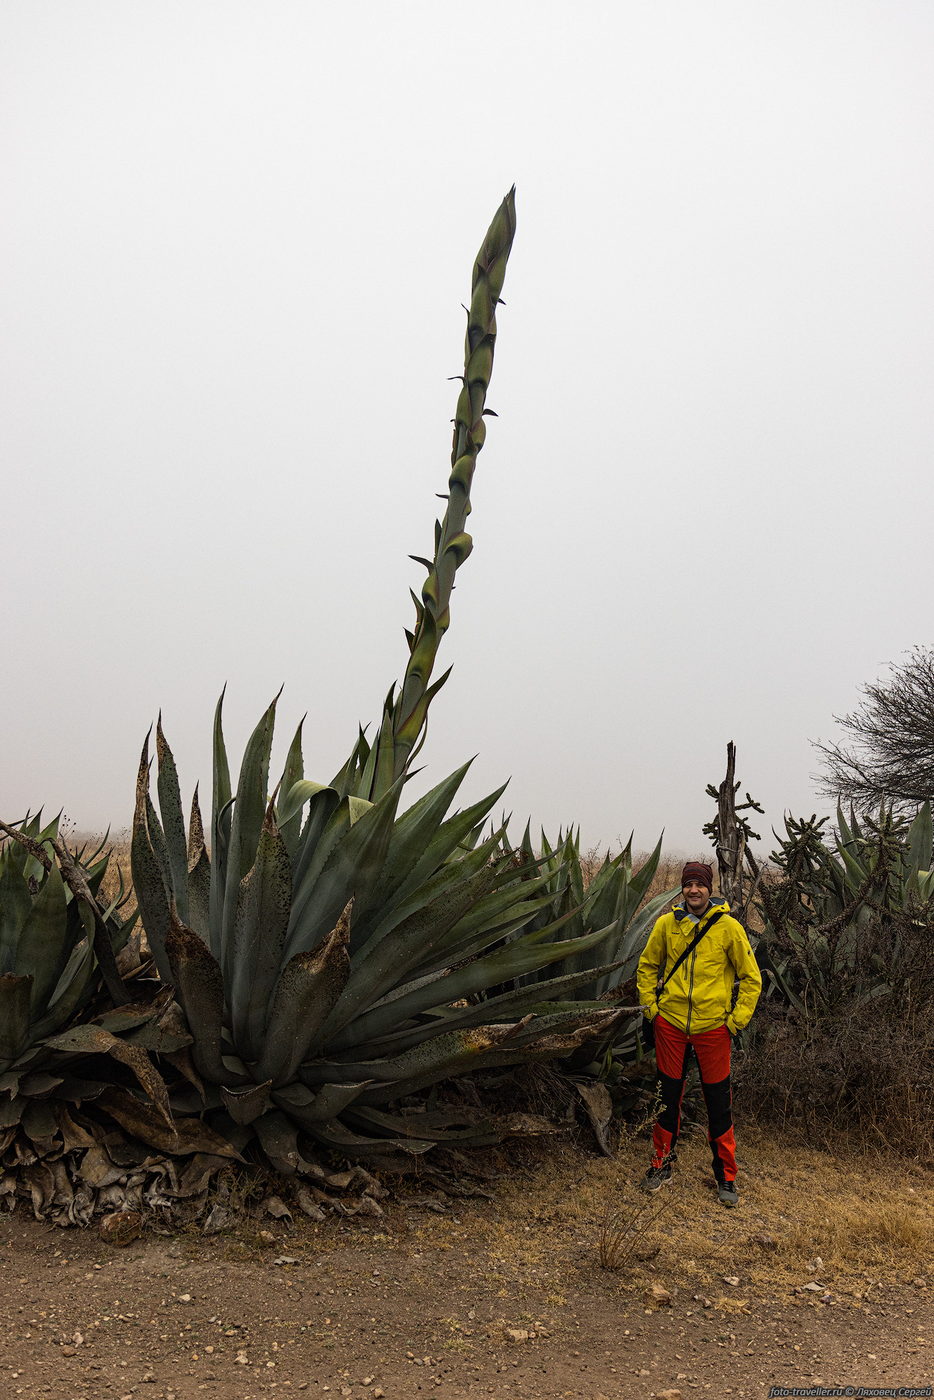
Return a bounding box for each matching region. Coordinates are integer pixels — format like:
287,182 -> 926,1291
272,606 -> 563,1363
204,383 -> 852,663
681,861 -> 713,892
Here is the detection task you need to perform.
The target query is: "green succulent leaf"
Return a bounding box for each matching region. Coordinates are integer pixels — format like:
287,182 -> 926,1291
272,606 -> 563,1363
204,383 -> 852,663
229,802 -> 293,1063
258,904 -> 352,1086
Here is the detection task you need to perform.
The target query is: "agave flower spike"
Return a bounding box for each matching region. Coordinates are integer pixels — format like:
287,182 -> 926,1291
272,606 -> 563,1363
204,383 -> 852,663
359,189 -> 517,800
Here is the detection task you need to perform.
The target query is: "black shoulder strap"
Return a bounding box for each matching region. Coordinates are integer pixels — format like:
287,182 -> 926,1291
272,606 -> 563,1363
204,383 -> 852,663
660,910 -> 726,989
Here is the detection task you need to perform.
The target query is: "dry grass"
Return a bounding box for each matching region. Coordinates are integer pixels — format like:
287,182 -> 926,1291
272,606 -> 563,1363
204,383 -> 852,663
420,1122 -> 934,1309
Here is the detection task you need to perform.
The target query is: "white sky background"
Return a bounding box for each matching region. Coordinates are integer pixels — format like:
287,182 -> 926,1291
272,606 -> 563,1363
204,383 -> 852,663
2,1 -> 933,857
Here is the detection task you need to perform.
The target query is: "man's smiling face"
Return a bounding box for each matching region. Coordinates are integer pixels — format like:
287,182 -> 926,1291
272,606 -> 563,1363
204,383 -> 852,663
682,879 -> 710,914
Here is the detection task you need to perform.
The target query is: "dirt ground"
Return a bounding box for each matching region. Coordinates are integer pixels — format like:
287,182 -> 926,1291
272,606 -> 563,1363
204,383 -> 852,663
1,1126 -> 931,1400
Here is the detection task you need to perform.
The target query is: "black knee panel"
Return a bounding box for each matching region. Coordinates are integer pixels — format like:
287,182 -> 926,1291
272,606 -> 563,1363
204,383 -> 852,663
658,1072 -> 686,1135
700,1074 -> 732,1140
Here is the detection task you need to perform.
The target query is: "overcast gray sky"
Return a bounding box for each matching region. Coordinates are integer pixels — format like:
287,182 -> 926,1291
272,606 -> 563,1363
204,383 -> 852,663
3,1 -> 932,856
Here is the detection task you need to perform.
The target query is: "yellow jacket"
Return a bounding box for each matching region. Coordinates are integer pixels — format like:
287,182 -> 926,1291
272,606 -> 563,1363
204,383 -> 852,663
636,897 -> 762,1036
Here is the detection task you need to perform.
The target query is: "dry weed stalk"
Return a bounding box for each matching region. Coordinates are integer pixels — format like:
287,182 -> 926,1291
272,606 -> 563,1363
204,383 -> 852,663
598,1189 -> 674,1271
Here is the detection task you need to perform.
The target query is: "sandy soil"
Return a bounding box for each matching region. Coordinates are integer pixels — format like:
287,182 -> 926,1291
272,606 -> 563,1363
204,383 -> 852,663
1,1128 -> 931,1400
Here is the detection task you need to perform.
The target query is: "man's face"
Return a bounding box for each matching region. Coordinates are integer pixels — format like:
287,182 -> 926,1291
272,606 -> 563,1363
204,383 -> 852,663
682,879 -> 710,913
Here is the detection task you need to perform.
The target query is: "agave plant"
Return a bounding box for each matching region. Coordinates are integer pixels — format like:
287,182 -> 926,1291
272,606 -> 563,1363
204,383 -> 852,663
130,192 -> 621,1165
0,815 -> 186,1149
132,711 -> 622,1162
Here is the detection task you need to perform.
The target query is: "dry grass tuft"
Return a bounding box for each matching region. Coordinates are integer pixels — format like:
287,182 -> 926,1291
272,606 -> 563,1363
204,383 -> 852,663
598,1191 -> 673,1271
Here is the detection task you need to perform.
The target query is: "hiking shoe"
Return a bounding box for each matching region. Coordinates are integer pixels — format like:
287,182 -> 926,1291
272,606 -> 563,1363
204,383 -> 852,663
638,1162 -> 673,1193
717,1178 -> 739,1207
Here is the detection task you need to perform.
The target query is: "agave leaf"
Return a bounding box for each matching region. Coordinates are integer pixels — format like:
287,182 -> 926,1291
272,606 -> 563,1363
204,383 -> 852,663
209,689 -> 233,948
0,974 -> 32,1068
311,1010 -> 618,1105
355,826 -> 505,964
229,803 -> 293,1063
220,1079 -> 272,1126
284,782 -> 403,962
349,763 -> 478,941
589,885 -> 680,998
272,1078 -> 371,1125
585,854 -> 626,932
186,792 -> 212,947
278,779 -> 332,829
31,944 -> 96,1040
324,861 -> 503,1039
414,879 -> 558,971
836,838 -> 868,894
357,705 -> 396,803
344,915 -> 610,1046
130,736 -> 173,983
257,904 -> 352,1086
155,717 -> 189,924
96,1085 -> 240,1158
289,786 -> 343,900
42,1023 -> 175,1131
299,1115 -> 435,1158
277,718 -> 306,857
330,727 -> 370,800
907,803 -> 933,887
338,957 -> 630,1056
165,915 -> 228,1084
620,836 -> 665,915
13,859 -> 70,1013
220,694 -> 279,979
0,852 -> 31,974
345,1104 -> 503,1147
251,1109 -> 307,1174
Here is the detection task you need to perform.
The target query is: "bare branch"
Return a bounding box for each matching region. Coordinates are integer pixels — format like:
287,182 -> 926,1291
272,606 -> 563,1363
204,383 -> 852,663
813,646 -> 934,813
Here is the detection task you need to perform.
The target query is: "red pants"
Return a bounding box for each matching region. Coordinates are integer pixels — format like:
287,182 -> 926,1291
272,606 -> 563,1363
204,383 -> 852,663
650,1013 -> 737,1183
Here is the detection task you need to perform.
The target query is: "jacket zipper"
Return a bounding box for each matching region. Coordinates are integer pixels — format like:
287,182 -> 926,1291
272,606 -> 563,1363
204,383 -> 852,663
686,944 -> 697,1035
685,913 -> 704,1035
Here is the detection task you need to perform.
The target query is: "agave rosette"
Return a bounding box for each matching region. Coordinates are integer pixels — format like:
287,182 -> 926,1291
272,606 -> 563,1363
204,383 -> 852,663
0,816 -> 191,1154
132,704 -> 624,1163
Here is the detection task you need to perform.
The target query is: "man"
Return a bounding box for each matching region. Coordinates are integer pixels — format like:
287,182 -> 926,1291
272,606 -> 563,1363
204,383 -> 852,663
636,860 -> 761,1207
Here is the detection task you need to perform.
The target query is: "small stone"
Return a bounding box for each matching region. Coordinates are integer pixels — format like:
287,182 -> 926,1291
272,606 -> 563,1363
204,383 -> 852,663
722,1276 -> 740,1287
235,1351 -> 249,1364
657,1391 -> 683,1400
373,1390 -> 385,1398
99,1211 -> 143,1246
647,1283 -> 672,1306
177,1294 -> 192,1303
802,1282 -> 823,1292
505,1327 -> 530,1343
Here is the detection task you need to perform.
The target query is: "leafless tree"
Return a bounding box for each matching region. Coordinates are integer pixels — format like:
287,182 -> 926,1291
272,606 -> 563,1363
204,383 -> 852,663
813,646 -> 934,813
